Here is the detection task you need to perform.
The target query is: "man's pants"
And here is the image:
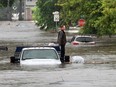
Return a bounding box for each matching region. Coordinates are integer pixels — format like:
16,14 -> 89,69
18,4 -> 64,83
60,45 -> 65,63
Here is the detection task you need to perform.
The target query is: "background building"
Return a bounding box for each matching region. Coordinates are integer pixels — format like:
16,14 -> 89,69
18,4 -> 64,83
24,0 -> 37,21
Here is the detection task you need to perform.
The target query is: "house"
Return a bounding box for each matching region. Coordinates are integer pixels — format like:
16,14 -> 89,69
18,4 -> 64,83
24,0 -> 37,20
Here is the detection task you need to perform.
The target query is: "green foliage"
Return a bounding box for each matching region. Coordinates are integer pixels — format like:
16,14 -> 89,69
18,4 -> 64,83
57,0 -> 116,36
34,0 -> 60,30
80,0 -> 102,34
0,0 -> 15,7
57,0 -> 81,26
95,0 -> 116,36
34,0 -> 116,36
0,4 -> 3,8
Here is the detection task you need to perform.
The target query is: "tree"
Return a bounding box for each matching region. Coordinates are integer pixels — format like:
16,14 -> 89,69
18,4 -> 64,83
95,0 -> 116,37
79,0 -> 102,34
0,0 -> 15,20
34,0 -> 116,36
34,0 -> 60,30
57,0 -> 102,29
57,0 -> 81,26
0,0 -> 15,7
57,0 -> 116,36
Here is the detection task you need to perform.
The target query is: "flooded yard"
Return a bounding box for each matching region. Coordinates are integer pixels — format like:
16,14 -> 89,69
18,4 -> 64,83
0,21 -> 116,87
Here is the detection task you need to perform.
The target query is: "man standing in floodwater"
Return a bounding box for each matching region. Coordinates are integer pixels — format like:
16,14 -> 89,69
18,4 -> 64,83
57,25 -> 67,63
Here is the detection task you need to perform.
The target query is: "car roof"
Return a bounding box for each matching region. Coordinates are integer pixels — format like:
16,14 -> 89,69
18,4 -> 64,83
22,47 -> 56,51
74,35 -> 92,37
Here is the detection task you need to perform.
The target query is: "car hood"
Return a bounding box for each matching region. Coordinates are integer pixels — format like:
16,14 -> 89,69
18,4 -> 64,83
20,59 -> 61,65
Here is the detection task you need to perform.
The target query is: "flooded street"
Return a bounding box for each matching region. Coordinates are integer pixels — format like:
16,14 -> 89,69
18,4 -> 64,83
0,21 -> 116,87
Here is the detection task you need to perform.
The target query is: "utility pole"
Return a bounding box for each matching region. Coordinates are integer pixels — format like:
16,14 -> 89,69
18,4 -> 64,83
7,0 -> 10,20
19,0 -> 23,20
7,0 -> 12,21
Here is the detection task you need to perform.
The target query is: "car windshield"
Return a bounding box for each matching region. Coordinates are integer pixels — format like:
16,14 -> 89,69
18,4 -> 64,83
76,37 -> 93,42
22,49 -> 58,60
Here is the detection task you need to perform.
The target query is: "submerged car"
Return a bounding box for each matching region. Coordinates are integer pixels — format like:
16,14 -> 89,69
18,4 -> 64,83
20,47 -> 61,66
10,46 -> 61,63
70,35 -> 95,45
10,46 -> 85,65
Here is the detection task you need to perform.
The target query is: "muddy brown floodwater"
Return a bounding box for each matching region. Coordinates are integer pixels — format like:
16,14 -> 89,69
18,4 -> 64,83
0,21 -> 116,87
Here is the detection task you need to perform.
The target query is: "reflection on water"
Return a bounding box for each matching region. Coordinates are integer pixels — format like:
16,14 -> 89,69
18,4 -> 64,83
1,61 -> 116,71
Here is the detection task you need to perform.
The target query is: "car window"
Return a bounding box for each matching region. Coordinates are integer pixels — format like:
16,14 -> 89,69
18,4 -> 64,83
76,37 -> 85,42
76,37 -> 93,42
85,37 -> 93,42
22,49 -> 58,60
